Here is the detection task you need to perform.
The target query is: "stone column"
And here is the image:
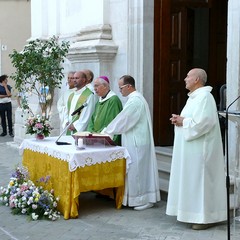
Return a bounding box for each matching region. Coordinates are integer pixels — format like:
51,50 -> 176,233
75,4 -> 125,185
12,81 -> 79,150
226,0 -> 240,213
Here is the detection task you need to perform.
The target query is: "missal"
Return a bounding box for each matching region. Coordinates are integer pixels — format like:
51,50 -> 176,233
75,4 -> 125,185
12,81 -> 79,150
72,131 -> 116,146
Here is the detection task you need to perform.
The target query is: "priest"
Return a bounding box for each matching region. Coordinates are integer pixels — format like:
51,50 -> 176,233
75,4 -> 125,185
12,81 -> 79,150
166,68 -> 227,230
87,76 -> 122,145
102,75 -> 160,210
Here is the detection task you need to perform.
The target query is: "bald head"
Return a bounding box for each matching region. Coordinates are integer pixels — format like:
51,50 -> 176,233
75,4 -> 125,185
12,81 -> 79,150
184,68 -> 208,93
193,68 -> 207,85
82,69 -> 94,84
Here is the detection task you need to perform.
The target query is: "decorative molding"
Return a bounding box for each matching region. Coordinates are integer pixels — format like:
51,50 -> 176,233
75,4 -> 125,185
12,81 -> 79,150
75,24 -> 113,41
67,24 -> 118,62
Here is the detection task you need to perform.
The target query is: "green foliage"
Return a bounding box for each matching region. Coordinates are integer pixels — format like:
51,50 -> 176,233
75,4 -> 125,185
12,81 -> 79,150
9,36 -> 70,117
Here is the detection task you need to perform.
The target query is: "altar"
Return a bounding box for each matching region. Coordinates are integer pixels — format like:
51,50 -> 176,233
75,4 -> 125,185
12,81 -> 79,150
19,136 -> 131,219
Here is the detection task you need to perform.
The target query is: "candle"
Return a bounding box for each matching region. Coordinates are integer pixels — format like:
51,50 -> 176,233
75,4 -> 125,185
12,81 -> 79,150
78,138 -> 83,148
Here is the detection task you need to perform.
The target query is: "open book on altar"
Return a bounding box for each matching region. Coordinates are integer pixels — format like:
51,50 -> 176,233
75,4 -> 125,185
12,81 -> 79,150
72,131 -> 116,146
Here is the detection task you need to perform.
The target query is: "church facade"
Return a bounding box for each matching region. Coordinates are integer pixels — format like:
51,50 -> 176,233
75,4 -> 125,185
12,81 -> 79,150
14,0 -> 240,200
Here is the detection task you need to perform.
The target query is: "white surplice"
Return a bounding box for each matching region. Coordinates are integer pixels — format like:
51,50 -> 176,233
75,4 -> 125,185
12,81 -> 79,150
62,87 -> 96,132
105,91 -> 160,207
166,86 -> 227,223
57,88 -> 76,126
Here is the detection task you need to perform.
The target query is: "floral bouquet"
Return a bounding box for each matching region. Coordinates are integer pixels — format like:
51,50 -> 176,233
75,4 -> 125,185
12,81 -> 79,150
25,115 -> 53,138
0,166 -> 60,221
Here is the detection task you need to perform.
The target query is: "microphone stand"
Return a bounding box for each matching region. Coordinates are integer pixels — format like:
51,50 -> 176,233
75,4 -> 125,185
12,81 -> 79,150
225,95 -> 240,240
55,109 -> 83,145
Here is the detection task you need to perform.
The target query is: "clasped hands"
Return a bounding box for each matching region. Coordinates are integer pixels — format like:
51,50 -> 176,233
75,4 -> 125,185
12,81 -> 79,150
170,114 -> 184,127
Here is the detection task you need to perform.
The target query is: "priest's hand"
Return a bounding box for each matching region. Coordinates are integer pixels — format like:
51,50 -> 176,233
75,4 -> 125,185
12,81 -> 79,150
170,114 -> 184,127
68,123 -> 76,131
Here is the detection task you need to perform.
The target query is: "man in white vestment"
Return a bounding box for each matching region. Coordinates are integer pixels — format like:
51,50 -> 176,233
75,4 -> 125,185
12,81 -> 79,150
103,75 -> 160,210
62,71 -> 96,135
166,68 -> 227,230
57,71 -> 76,129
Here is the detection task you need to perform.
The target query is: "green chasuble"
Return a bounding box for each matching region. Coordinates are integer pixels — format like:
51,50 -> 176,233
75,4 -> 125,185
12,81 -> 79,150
87,95 -> 122,145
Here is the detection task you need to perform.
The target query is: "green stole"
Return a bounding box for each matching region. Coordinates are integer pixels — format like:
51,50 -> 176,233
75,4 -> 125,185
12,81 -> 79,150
66,87 -> 92,135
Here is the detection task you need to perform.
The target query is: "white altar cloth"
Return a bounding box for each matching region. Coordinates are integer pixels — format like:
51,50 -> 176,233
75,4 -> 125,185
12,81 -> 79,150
19,136 -> 131,172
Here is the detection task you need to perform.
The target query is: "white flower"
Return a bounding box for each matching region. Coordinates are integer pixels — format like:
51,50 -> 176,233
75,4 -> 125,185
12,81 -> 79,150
31,213 -> 39,220
22,196 -> 26,201
32,204 -> 38,209
1,167 -> 60,221
27,197 -> 33,205
22,209 -> 27,214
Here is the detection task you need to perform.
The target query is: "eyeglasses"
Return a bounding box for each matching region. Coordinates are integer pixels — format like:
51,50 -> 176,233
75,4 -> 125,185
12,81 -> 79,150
119,84 -> 129,90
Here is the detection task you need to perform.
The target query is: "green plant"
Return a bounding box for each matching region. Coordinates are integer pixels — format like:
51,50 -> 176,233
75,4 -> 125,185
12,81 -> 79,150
9,36 -> 70,118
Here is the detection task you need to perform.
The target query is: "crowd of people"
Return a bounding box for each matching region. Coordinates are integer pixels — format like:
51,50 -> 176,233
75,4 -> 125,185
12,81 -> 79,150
1,68 -> 227,229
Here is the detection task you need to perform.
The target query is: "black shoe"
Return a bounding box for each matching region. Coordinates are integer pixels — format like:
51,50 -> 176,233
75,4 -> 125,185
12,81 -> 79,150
0,133 -> 7,137
9,133 -> 14,137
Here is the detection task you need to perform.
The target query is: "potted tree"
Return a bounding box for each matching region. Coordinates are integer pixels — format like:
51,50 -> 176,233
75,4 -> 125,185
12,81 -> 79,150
10,36 -> 70,117
10,36 -> 70,138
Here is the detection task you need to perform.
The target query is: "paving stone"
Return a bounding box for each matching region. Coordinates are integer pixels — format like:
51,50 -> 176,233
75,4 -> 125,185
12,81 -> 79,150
0,139 -> 239,240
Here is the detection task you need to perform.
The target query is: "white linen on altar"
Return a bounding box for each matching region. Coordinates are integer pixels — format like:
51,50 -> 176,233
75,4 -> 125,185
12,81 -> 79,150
19,136 -> 131,172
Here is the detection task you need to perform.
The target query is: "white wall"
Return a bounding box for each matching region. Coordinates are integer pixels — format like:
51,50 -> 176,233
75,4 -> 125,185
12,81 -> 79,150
30,0 -> 154,107
226,0 -> 240,175
18,0 -> 154,143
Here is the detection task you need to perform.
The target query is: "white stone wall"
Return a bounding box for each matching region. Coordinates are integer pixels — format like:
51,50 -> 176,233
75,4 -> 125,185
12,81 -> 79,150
22,0 -> 154,143
226,0 -> 240,210
30,0 -> 154,102
227,0 -> 240,175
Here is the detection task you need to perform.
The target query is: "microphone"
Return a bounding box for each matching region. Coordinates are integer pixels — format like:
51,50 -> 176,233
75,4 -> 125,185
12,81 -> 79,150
226,95 -> 240,114
71,102 -> 88,116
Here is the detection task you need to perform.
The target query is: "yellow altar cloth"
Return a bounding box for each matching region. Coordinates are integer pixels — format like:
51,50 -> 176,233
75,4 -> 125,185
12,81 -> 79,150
21,140 -> 128,219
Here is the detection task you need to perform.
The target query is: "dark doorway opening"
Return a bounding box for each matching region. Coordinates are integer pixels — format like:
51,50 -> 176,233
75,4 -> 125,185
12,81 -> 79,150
153,0 -> 227,146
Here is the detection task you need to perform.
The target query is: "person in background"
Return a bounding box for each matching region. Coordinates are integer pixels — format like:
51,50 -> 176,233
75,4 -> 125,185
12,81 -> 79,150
82,69 -> 98,104
62,71 -> 96,135
0,74 -> 14,137
87,76 -> 122,145
102,75 -> 160,210
83,69 -> 94,92
166,68 -> 227,230
57,71 -> 76,128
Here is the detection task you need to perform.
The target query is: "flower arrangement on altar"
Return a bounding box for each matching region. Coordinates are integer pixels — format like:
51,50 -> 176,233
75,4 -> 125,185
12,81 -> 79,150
25,115 -> 53,139
0,166 -> 60,221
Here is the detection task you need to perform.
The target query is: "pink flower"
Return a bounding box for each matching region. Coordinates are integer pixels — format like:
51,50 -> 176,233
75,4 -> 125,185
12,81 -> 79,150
35,123 -> 43,129
20,185 -> 29,192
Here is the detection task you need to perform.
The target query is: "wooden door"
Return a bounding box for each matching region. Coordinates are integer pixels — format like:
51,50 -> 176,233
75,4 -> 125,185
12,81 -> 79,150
153,1 -> 190,145
153,0 -> 227,146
